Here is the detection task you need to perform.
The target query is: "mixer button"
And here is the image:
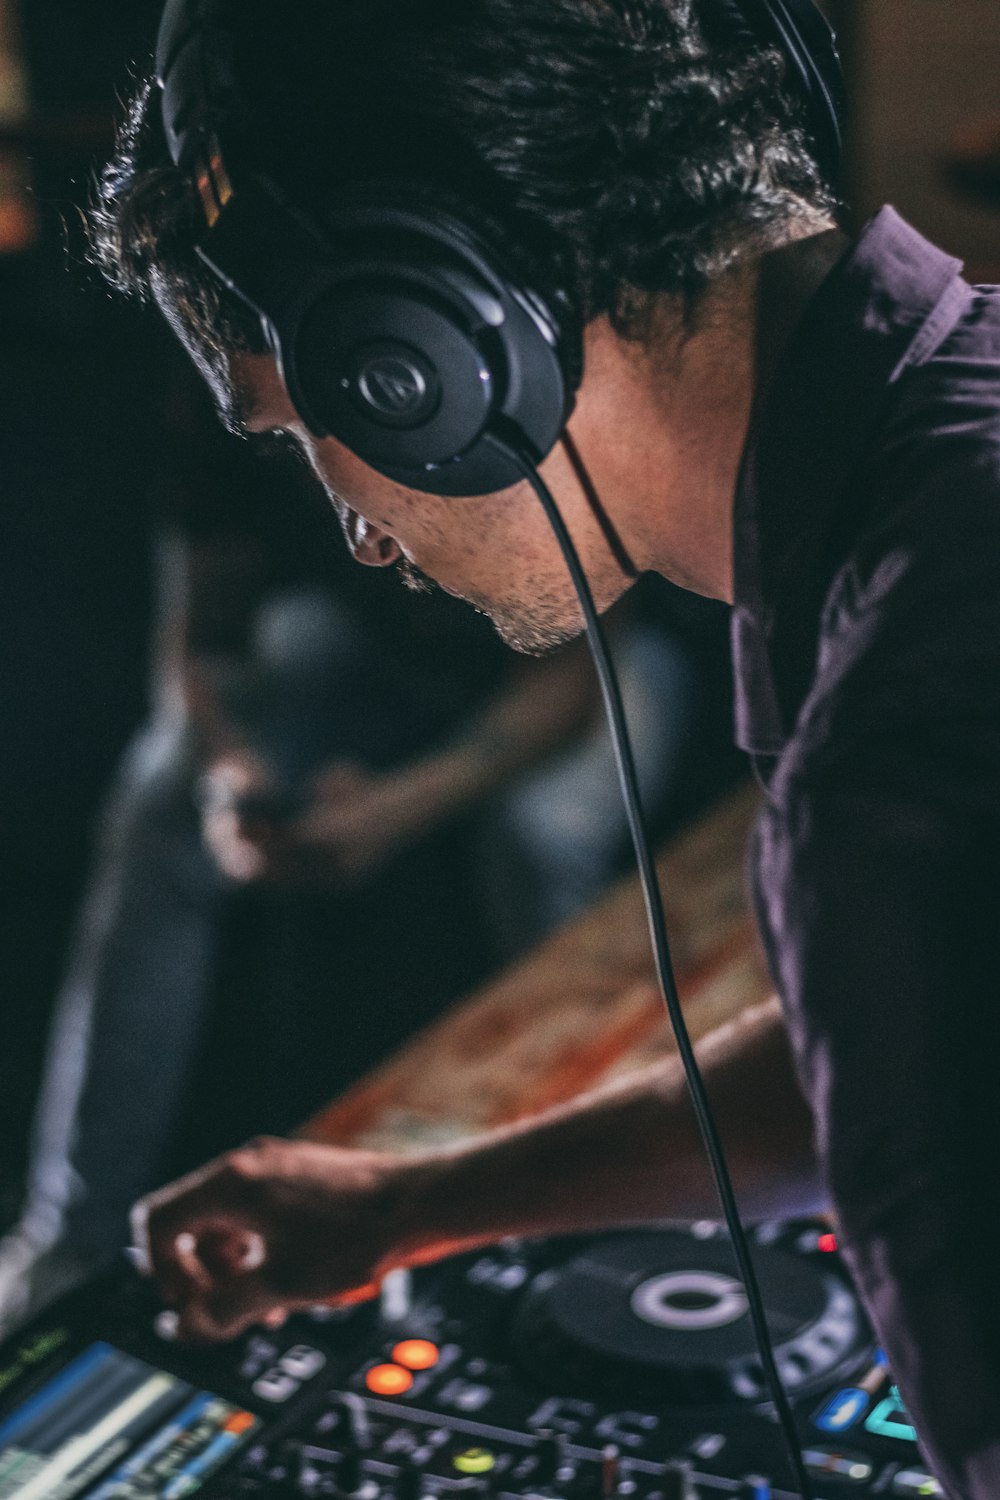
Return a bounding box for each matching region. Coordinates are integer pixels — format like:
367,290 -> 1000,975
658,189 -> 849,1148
465,1356 -> 511,1382
437,1377 -> 493,1411
239,1333 -> 280,1380
382,1427 -> 421,1457
366,1363 -> 415,1396
153,1309 -> 180,1342
802,1447 -> 875,1485
467,1255 -> 530,1292
252,1368 -> 301,1403
280,1344 -> 327,1380
890,1469 -> 944,1496
738,1478 -> 771,1499
594,1411 -> 659,1448
528,1397 -> 597,1436
393,1339 -> 440,1371
452,1446 -> 498,1476
814,1387 -> 870,1434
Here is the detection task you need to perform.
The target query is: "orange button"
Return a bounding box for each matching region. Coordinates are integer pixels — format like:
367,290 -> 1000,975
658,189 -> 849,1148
366,1363 -> 414,1396
391,1339 -> 440,1371
225,1410 -> 257,1436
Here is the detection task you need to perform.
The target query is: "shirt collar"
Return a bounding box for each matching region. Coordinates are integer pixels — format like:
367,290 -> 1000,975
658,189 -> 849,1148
731,206 -> 966,758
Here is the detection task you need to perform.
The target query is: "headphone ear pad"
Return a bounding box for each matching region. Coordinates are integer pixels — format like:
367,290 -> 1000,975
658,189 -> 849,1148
194,185 -> 581,495
293,281 -> 497,470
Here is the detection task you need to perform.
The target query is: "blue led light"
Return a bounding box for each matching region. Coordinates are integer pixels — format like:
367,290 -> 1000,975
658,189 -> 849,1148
814,1388 -> 870,1434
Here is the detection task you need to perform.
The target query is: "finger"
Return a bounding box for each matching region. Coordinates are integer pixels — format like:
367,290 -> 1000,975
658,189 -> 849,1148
130,1198 -> 206,1308
135,1171 -> 253,1309
124,1243 -> 152,1277
128,1203 -> 154,1279
167,1230 -> 214,1307
177,1271 -> 284,1344
198,1225 -> 267,1277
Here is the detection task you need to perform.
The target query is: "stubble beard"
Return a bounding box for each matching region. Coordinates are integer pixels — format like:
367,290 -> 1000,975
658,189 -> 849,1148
396,554 -> 578,653
465,579 -> 587,656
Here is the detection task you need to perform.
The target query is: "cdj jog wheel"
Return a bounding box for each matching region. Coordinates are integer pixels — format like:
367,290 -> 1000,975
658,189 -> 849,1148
510,1228 -> 868,1405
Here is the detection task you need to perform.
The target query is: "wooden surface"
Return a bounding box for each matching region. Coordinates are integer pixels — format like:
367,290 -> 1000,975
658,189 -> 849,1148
303,782 -> 770,1153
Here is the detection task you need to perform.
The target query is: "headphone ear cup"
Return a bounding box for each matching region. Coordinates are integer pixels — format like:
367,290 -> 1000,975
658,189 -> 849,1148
294,281 -> 497,470
183,169 -> 581,495
277,210 -> 579,496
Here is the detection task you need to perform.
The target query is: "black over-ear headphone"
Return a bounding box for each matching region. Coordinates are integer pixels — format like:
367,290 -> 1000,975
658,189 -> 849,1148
156,0 -> 846,498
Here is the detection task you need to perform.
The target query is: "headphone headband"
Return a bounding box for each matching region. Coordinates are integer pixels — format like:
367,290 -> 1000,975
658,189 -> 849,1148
155,0 -> 847,496
703,0 -> 845,184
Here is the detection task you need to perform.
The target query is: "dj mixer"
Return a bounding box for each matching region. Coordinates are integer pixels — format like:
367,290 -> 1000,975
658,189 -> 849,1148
0,1220 -> 942,1499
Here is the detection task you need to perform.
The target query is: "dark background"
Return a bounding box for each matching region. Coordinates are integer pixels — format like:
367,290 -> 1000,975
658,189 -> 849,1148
0,0 -> 166,1221
0,0 -> 997,1221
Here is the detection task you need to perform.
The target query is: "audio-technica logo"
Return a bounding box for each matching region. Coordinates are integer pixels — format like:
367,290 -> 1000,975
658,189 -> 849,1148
357,355 -> 428,417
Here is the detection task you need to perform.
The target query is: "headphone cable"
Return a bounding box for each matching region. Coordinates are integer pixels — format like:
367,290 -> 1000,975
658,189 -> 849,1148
498,432 -> 814,1500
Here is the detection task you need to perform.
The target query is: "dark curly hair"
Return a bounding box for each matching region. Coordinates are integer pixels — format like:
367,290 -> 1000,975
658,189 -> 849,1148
90,0 -> 835,364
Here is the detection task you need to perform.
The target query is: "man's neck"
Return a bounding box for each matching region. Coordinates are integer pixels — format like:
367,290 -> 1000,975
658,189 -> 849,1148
571,222 -> 848,603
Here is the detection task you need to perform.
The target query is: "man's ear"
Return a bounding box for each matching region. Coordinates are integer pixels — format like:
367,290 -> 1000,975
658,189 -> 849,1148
342,510 -> 402,568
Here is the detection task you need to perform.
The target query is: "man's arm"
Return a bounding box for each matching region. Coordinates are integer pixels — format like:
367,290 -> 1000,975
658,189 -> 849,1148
133,995 -> 820,1341
287,636 -> 600,882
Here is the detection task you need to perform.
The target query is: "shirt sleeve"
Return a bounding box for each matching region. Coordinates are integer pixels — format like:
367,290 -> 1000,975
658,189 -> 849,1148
753,497 -> 1000,1497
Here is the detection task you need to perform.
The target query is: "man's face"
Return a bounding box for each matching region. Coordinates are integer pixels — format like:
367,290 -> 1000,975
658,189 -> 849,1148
233,353 -> 633,654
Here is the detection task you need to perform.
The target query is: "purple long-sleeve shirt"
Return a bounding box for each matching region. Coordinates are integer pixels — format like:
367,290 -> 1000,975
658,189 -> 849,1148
733,206 -> 1000,1497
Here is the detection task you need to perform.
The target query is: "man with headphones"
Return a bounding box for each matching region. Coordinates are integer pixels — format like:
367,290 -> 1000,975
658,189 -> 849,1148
92,0 -> 1000,1493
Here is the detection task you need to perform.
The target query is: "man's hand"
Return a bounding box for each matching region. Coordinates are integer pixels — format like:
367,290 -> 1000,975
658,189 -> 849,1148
199,756 -> 439,889
199,752 -> 287,883
130,1000 -> 821,1344
131,1138 -> 413,1341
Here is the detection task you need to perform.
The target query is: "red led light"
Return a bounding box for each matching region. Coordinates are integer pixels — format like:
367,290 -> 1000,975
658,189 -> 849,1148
392,1339 -> 440,1371
365,1363 -> 414,1396
818,1232 -> 838,1253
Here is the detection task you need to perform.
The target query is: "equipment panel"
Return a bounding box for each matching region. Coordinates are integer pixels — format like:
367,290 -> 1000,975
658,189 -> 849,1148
0,1223 -> 942,1498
